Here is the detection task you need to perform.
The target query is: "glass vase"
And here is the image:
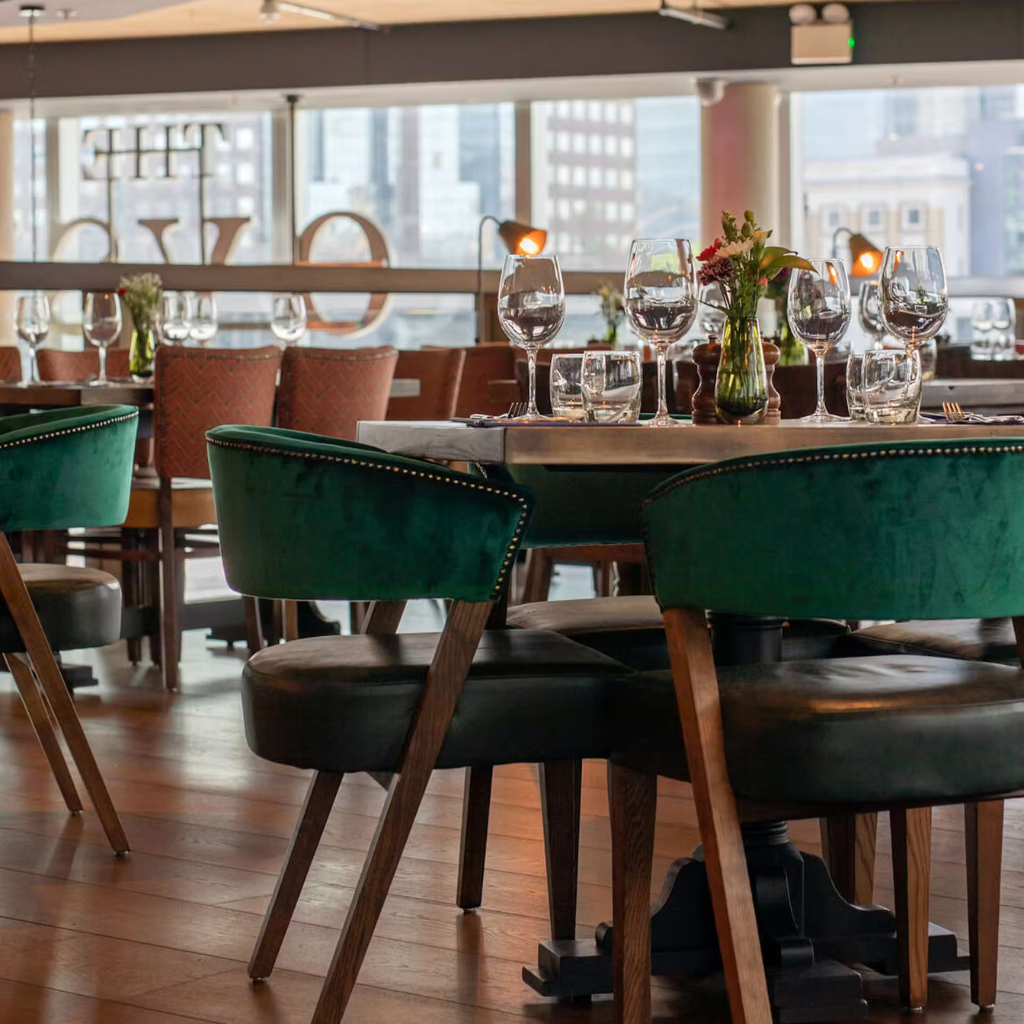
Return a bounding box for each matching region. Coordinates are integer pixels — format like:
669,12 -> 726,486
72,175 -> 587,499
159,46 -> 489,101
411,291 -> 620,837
777,321 -> 808,366
715,317 -> 768,425
130,328 -> 155,381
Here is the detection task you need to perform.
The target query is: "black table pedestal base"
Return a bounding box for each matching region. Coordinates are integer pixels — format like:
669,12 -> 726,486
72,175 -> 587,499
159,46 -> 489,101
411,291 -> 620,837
523,824 -> 967,1020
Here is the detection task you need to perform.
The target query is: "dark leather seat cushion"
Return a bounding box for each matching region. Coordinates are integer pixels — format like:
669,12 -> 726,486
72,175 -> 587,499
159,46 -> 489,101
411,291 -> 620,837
613,655 -> 1024,806
506,596 -> 849,670
0,564 -> 121,654
242,629 -> 623,774
837,619 -> 1019,665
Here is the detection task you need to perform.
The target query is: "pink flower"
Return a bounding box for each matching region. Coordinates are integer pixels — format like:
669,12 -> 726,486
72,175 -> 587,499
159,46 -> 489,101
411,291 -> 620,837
699,257 -> 735,286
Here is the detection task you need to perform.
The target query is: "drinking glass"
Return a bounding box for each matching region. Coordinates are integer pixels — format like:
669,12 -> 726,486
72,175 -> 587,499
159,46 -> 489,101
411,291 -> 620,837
991,297 -> 1016,360
857,279 -> 886,348
549,353 -> 585,421
271,293 -> 307,347
497,254 -> 565,421
624,238 -> 697,428
189,293 -> 218,346
970,300 -> 995,361
161,292 -> 193,344
787,258 -> 852,422
860,348 -> 923,425
581,350 -> 643,424
699,282 -> 727,343
16,292 -> 49,385
83,291 -> 123,386
846,353 -> 866,422
880,246 -> 948,351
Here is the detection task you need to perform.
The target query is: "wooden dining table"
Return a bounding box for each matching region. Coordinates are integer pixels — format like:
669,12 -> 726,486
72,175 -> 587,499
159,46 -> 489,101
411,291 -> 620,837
356,417 -> 1024,1022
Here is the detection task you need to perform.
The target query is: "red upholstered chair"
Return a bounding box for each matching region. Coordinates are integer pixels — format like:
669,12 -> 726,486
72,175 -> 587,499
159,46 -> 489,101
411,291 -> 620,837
387,348 -> 466,421
37,348 -> 130,382
122,345 -> 282,689
278,345 -> 397,440
426,343 -> 516,419
0,347 -> 22,383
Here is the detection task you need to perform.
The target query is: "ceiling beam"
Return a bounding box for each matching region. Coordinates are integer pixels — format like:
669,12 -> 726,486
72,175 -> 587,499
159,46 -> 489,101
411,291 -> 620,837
0,1 -> 1020,102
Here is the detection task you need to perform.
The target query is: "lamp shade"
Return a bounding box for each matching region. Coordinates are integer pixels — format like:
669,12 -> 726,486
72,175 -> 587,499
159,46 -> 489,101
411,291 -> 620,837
848,232 -> 883,277
497,220 -> 547,256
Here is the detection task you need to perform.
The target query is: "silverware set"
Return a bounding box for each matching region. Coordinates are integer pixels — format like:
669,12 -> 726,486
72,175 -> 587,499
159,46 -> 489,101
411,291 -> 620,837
942,401 -> 1024,425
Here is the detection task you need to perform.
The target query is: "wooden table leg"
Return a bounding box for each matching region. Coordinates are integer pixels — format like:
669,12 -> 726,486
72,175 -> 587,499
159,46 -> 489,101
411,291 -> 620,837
965,800 -> 1003,1009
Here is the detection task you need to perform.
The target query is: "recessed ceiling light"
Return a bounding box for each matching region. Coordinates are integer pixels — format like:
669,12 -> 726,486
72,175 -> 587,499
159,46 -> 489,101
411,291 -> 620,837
789,4 -> 817,26
821,3 -> 851,24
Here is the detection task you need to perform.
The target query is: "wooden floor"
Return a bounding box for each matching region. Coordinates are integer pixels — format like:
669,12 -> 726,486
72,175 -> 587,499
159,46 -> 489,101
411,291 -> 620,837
1,630 -> 1023,1024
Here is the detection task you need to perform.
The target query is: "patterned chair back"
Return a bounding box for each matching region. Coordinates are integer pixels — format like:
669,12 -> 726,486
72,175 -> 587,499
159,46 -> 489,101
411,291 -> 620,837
155,345 -> 281,480
37,348 -> 131,382
387,348 -> 466,421
277,345 -> 397,441
426,344 -> 516,419
0,347 -> 21,383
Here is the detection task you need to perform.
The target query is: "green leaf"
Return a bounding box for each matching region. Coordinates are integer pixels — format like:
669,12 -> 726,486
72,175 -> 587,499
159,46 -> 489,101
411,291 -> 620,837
758,246 -> 791,268
763,253 -> 816,275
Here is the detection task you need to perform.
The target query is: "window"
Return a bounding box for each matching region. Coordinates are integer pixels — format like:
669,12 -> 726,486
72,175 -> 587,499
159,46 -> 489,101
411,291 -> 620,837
557,198 -> 570,220
236,163 -> 255,185
572,166 -> 586,186
533,96 -> 699,270
557,165 -> 570,184
792,85 -> 1024,275
588,101 -> 603,122
573,133 -> 586,154
589,134 -> 602,156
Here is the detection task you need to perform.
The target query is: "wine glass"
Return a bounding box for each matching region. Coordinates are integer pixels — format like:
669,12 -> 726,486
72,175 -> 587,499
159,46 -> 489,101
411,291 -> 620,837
270,293 -> 307,347
83,291 -> 123,386
857,279 -> 886,349
787,258 -> 851,423
880,246 -> 948,351
991,297 -> 1016,360
623,238 -> 698,428
161,292 -> 193,344
497,254 -> 565,421
16,293 -> 49,385
700,282 -> 727,344
189,293 -> 218,346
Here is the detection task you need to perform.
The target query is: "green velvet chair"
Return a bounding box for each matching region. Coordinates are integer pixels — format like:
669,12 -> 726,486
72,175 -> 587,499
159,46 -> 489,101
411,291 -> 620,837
0,405 -> 139,854
206,424 -> 625,1024
611,438 -> 1024,1024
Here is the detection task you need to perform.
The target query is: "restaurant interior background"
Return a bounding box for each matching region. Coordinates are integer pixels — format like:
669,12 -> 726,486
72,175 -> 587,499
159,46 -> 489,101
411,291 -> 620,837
4,0 -> 1024,357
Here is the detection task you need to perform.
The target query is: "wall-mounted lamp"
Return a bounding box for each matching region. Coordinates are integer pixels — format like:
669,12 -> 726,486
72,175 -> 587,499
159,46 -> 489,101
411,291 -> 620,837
476,217 -> 547,344
832,227 -> 883,277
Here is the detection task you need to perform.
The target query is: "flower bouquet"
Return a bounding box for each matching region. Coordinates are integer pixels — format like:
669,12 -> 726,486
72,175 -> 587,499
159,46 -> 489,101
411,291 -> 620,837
698,210 -> 812,423
118,273 -> 163,380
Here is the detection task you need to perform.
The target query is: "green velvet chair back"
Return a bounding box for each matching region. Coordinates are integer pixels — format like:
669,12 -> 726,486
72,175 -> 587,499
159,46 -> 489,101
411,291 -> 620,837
207,424 -> 533,603
642,438 -> 1024,621
0,406 -> 139,532
492,465 -> 677,548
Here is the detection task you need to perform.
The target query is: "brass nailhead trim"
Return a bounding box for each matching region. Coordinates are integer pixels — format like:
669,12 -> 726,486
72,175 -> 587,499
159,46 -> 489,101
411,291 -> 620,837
0,409 -> 139,452
207,435 -> 530,599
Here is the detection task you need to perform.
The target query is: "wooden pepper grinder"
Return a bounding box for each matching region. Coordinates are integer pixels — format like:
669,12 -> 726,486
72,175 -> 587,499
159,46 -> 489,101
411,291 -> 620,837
691,339 -> 781,425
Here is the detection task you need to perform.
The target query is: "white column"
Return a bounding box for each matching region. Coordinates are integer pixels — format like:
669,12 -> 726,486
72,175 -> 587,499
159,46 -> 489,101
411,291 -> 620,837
701,83 -> 780,244
0,110 -> 14,346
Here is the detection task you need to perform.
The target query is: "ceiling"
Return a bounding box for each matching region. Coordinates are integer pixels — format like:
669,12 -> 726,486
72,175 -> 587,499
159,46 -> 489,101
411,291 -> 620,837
0,0 -> 930,42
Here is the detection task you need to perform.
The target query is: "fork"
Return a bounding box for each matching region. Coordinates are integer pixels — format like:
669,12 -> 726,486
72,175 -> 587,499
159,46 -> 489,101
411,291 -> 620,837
942,401 -> 966,423
504,402 -> 528,420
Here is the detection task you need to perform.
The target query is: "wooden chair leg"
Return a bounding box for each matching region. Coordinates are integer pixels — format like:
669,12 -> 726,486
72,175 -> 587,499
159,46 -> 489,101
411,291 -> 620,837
663,607 -> 771,1024
456,766 -> 492,912
310,600 -> 491,1024
282,599 -> 299,641
5,652 -> 82,813
540,758 -> 582,940
521,549 -> 554,604
891,806 -> 932,1011
245,597 -> 265,652
611,762 -> 657,1024
159,481 -> 180,690
0,533 -> 130,854
145,528 -> 162,666
121,528 -> 142,665
820,813 -> 878,906
250,770 -> 342,981
965,800 -> 1003,1009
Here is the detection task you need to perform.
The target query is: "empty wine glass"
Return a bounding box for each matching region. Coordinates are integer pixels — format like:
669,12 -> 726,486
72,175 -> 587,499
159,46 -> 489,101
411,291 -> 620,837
83,291 -> 123,386
271,293 -> 308,347
787,258 -> 852,423
189,293 -> 218,346
161,292 -> 193,344
700,282 -> 727,343
623,238 -> 697,428
857,279 -> 886,348
16,292 -> 49,385
497,254 -> 565,421
880,246 -> 948,351
991,297 -> 1016,360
